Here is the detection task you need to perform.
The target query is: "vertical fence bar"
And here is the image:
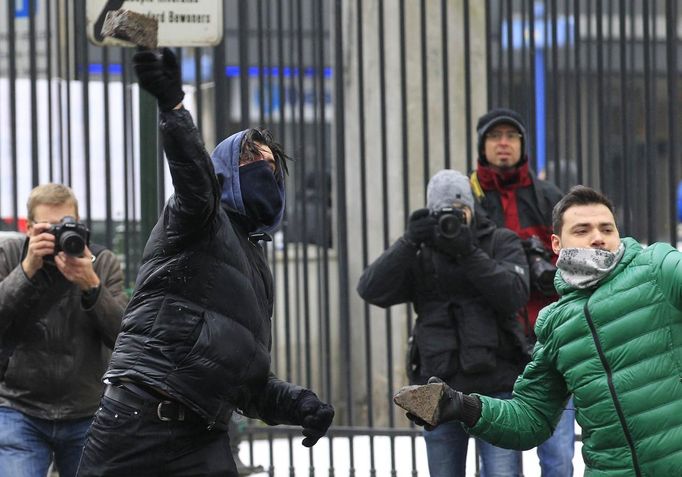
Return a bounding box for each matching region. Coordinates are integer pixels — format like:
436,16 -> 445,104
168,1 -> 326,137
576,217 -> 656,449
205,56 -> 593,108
332,0 -> 354,468
520,0 -> 528,133
238,0 -> 250,129
562,0 -> 571,187
485,0 -> 493,109
56,0 -> 65,185
8,0 -> 19,226
194,48 -> 203,135
121,47 -> 132,287
420,1 -> 430,187
377,0 -> 397,474
574,0 -> 583,184
213,20 -> 227,139
496,1 -> 504,106
618,0 -> 631,233
313,0 -> 334,473
396,2 -> 418,472
666,0 -> 679,246
283,2 -> 297,471
257,1 -> 266,126
441,0 -> 451,168
66,1 -> 74,186
29,0 -> 39,187
506,0 -> 514,104
79,2 -> 92,229
103,46 -> 113,248
596,0 -> 606,191
46,0 -> 55,182
463,0 -> 473,170
355,0 -> 372,473
528,0 -> 537,169
642,0 -> 656,242
550,0 -> 560,185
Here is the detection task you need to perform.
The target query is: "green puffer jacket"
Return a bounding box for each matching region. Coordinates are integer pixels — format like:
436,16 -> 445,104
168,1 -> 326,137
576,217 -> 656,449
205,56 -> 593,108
467,237 -> 682,476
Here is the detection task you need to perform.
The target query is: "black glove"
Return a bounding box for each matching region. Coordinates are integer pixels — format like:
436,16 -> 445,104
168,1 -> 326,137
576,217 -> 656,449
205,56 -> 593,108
405,377 -> 480,430
433,225 -> 475,258
295,392 -> 335,447
133,47 -> 185,112
404,208 -> 437,246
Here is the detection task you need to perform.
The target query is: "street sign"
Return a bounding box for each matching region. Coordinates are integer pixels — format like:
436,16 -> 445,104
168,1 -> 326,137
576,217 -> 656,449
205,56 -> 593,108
86,0 -> 223,47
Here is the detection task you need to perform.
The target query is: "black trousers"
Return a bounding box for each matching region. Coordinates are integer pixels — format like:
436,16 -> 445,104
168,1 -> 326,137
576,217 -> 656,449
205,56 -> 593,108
76,391 -> 237,477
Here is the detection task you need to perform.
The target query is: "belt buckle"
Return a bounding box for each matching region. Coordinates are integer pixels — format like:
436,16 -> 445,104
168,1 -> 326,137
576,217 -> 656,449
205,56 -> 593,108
157,401 -> 185,422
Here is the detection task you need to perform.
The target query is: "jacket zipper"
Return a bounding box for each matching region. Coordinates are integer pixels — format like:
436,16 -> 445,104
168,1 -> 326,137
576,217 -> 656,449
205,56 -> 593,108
583,302 -> 642,477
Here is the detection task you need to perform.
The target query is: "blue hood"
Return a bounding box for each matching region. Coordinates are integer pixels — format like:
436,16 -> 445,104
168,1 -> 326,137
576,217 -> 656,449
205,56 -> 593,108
210,130 -> 286,234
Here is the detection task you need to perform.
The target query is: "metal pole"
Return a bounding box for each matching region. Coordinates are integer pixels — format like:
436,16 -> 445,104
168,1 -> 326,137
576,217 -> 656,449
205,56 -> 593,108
139,89 -> 159,241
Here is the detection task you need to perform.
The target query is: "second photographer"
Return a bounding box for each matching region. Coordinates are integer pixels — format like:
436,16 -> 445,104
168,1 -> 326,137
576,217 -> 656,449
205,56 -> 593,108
357,170 -> 530,477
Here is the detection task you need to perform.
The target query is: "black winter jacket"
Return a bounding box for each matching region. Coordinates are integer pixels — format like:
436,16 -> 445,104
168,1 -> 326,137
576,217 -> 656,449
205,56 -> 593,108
105,109 -> 310,430
0,236 -> 127,420
357,215 -> 530,395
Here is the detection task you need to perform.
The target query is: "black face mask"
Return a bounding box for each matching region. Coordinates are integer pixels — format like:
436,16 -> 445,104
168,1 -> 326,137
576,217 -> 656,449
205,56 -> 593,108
239,160 -> 283,227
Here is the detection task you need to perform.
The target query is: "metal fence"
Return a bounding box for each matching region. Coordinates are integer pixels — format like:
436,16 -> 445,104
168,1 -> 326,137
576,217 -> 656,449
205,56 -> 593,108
1,0 -> 681,475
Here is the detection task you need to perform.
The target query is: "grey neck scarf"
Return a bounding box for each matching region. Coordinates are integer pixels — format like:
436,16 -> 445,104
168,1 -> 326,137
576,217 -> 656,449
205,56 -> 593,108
556,242 -> 625,289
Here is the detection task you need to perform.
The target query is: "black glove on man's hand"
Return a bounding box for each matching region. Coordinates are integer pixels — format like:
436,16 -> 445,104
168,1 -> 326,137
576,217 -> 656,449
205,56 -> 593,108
433,225 -> 475,259
133,47 -> 185,112
295,392 -> 335,447
404,208 -> 437,246
405,376 -> 481,430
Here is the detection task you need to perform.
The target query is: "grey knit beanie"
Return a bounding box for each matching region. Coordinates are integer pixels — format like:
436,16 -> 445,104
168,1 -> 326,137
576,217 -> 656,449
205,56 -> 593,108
426,170 -> 475,212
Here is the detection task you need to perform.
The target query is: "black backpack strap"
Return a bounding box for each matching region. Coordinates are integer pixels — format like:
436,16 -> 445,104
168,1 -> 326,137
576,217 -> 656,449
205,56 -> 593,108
528,171 -> 551,225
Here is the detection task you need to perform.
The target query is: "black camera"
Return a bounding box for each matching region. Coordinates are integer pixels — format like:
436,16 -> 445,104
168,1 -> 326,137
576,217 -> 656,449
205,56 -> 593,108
49,216 -> 90,257
524,235 -> 557,296
432,207 -> 466,239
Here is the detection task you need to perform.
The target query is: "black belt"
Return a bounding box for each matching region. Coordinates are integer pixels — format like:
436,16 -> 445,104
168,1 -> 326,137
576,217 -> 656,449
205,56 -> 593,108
104,384 -> 198,423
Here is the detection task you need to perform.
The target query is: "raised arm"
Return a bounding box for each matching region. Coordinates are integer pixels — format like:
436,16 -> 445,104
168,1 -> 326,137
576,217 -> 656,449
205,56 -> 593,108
133,48 -> 221,235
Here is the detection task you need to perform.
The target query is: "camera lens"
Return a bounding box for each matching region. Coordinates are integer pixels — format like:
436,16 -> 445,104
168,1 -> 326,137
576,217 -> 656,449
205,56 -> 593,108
60,231 -> 86,256
438,214 -> 461,239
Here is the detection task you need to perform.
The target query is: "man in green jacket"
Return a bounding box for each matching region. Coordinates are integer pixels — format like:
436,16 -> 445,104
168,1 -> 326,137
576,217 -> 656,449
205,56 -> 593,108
402,185 -> 682,476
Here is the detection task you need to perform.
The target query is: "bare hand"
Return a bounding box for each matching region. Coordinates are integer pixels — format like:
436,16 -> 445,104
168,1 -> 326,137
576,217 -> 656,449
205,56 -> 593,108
21,223 -> 56,279
54,246 -> 101,291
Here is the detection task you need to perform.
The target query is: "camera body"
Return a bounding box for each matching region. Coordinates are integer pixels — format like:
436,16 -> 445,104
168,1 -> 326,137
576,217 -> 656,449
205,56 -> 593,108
524,235 -> 557,296
431,207 -> 466,239
49,216 -> 90,257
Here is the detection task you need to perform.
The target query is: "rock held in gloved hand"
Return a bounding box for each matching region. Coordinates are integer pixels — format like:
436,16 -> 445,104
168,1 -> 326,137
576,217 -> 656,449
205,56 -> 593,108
393,382 -> 445,426
100,9 -> 159,49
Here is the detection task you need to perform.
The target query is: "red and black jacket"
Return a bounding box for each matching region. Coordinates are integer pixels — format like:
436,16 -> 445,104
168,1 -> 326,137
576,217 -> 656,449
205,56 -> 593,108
472,158 -> 563,333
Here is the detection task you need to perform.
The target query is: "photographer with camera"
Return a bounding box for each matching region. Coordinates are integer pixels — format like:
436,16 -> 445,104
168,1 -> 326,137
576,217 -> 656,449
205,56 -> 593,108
357,170 -> 530,477
402,185 -> 682,476
0,183 -> 127,477
470,108 -> 574,476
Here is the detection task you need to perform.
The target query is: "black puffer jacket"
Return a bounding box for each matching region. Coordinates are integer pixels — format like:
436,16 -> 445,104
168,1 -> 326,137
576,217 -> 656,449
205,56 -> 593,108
105,109 -> 309,430
357,214 -> 530,395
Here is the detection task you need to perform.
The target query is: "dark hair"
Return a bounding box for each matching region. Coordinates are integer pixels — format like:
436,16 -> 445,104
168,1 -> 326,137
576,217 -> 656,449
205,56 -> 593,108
240,127 -> 290,181
552,185 -> 616,234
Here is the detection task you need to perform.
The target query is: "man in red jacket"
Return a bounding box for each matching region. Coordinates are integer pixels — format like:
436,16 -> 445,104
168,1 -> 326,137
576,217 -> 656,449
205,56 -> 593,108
470,108 -> 573,476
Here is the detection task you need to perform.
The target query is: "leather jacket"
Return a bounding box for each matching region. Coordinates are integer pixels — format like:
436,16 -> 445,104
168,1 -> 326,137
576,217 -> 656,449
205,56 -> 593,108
0,236 -> 127,419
